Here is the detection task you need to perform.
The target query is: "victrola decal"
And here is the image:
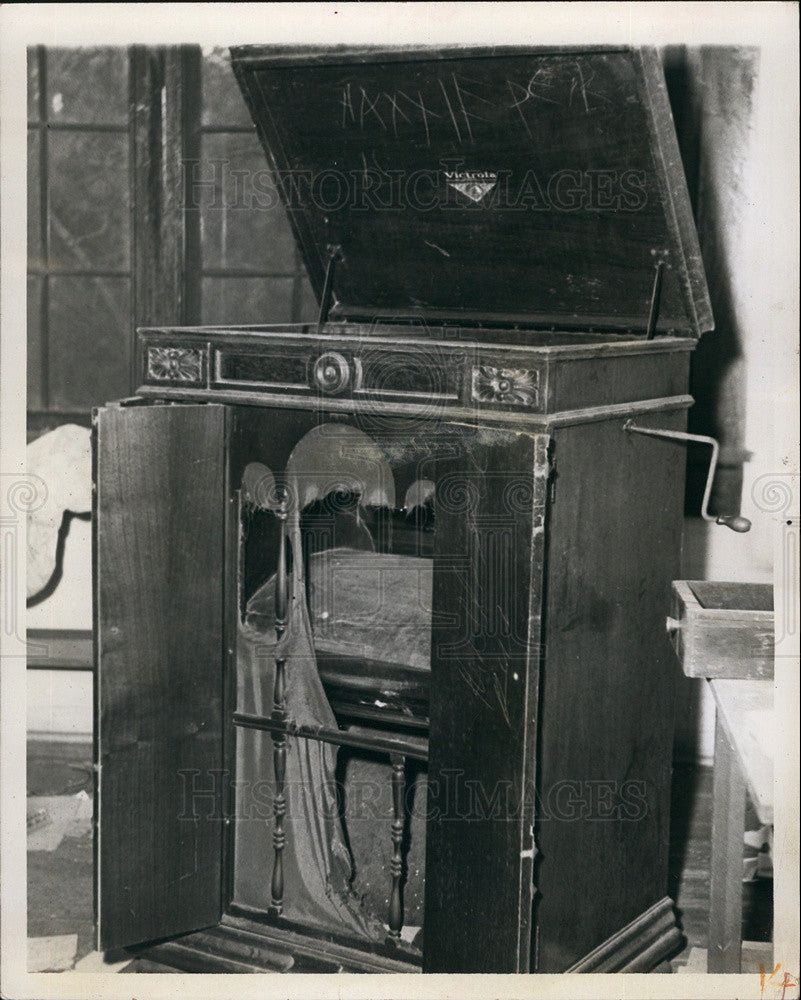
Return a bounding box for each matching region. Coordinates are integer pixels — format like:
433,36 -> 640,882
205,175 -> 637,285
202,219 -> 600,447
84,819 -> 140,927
444,170 -> 498,202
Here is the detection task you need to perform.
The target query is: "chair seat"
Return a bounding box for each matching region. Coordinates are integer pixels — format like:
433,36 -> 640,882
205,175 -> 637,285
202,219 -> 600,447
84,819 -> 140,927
245,548 -> 433,728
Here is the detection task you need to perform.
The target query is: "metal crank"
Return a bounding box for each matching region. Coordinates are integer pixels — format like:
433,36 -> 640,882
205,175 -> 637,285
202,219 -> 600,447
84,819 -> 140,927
623,420 -> 751,532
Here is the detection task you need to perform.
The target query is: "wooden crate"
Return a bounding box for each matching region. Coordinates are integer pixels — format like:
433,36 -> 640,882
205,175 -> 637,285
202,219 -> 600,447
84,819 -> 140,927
668,580 -> 774,679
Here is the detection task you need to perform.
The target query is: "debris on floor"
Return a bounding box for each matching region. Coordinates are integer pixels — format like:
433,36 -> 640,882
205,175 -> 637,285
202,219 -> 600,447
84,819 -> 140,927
27,807 -> 51,833
26,792 -> 92,852
27,743 -> 96,969
744,824 -> 773,880
27,934 -> 78,972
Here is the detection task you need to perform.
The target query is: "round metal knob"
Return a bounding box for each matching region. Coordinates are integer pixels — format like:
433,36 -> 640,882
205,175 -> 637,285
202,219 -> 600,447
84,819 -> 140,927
312,351 -> 350,394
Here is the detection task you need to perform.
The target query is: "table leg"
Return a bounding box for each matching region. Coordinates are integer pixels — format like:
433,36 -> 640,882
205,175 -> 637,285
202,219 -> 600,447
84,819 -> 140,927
708,710 -> 747,973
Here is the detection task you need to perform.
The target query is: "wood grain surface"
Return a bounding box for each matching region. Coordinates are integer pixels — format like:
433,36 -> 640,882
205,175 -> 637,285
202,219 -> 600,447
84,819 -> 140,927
95,403 -> 226,949
534,408 -> 687,971
423,430 -> 549,972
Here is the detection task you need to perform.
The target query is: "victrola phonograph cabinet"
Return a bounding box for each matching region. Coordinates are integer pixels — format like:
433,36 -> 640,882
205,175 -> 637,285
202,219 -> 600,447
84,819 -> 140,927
93,46 -> 714,974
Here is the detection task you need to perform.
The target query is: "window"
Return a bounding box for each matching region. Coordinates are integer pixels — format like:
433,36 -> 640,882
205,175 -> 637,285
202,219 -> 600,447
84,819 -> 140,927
27,46 -> 132,436
195,48 -> 317,326
26,45 -> 317,439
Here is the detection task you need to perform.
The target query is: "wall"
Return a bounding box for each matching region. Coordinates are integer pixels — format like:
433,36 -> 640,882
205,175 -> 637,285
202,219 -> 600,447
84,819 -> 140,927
672,47 -> 796,761
26,516 -> 92,740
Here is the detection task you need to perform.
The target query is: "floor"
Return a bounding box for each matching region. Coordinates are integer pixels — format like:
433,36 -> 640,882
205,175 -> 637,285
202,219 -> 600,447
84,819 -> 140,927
26,740 -> 773,973
667,761 -> 773,971
26,741 -> 101,972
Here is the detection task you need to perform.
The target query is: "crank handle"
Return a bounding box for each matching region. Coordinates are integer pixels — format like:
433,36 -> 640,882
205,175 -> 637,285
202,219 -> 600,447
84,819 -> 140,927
623,420 -> 751,532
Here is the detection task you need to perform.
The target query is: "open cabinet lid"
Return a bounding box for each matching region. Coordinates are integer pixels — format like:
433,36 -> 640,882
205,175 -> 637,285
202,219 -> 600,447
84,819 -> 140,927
230,45 -> 713,337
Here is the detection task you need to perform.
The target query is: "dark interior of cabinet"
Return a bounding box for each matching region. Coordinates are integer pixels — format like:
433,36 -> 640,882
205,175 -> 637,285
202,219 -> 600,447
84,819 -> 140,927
225,406 -> 439,961
242,499 -> 433,723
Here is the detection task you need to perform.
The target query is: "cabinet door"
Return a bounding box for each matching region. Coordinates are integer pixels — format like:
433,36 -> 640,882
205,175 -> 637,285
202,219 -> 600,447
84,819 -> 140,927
423,431 -> 549,972
94,404 -> 227,950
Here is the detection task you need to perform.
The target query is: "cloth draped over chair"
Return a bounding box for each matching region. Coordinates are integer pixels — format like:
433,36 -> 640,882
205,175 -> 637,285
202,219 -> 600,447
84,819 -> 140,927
235,509 -> 385,940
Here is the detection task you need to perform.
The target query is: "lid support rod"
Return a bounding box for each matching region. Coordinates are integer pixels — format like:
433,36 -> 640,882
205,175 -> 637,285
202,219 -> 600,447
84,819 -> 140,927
316,244 -> 343,335
645,261 -> 665,340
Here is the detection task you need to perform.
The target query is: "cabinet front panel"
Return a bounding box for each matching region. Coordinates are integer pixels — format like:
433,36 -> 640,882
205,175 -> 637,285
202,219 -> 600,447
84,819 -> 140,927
423,431 -> 549,972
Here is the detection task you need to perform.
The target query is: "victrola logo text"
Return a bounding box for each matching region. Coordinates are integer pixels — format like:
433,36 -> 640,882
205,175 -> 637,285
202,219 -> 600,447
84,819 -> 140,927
444,171 -> 498,180
444,170 -> 498,203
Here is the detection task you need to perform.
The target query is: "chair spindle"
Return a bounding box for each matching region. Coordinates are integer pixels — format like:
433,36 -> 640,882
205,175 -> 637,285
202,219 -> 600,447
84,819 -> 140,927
388,753 -> 406,940
271,495 -> 288,913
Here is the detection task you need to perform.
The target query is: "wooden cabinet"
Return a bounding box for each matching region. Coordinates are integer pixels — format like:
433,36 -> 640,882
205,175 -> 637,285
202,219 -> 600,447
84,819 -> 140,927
94,45 -> 712,973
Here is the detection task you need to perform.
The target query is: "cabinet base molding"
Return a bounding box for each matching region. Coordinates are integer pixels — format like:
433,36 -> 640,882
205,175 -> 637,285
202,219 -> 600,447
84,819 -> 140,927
565,897 -> 684,973
128,914 -> 420,974
126,899 -> 682,974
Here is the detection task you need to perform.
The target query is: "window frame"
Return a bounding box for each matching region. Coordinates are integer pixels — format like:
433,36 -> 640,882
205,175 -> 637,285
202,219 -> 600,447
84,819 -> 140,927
27,44 -> 316,435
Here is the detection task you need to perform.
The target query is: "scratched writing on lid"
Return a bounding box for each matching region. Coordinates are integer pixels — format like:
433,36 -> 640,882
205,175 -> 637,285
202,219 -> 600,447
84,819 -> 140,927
337,57 -> 614,146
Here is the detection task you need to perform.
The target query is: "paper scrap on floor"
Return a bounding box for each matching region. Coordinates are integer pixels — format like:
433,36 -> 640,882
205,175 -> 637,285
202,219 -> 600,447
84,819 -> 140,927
27,791 -> 92,852
28,934 -> 78,972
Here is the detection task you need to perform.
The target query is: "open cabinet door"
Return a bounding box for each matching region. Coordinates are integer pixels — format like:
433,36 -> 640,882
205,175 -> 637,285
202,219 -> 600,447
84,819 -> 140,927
94,403 -> 227,950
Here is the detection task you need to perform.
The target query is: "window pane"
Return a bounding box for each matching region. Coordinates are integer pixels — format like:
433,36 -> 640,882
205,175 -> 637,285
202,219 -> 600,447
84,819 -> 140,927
49,131 -> 130,272
201,276 -> 294,326
28,129 -> 42,270
201,47 -> 253,127
28,276 -> 43,410
28,48 -> 40,120
198,132 -> 296,273
47,47 -> 127,124
48,276 -> 130,409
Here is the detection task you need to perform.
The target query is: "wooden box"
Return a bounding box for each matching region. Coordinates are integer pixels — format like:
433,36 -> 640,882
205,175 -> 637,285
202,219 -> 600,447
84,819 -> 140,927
93,45 -> 713,974
669,580 -> 775,679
